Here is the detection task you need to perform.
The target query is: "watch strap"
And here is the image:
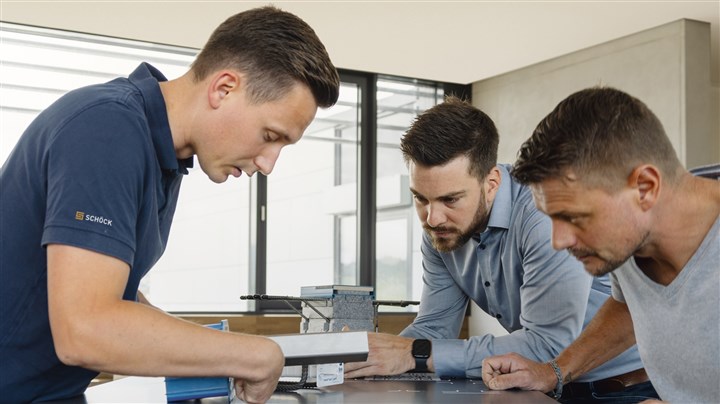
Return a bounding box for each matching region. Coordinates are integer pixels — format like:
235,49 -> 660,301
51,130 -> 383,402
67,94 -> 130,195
414,356 -> 428,372
411,339 -> 431,372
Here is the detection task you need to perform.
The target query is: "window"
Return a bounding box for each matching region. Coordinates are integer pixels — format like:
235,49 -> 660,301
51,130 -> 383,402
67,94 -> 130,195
0,22 -> 194,165
264,81 -> 361,297
0,23 -> 469,313
374,78 -> 445,308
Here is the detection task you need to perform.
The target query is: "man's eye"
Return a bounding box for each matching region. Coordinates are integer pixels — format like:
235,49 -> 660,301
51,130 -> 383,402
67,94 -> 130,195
569,217 -> 582,225
562,215 -> 581,225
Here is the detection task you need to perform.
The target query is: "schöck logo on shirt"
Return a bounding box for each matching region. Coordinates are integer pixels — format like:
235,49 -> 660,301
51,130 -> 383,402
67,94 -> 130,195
75,211 -> 113,227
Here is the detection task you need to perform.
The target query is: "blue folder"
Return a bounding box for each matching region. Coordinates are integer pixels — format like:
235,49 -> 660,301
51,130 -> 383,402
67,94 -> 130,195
165,376 -> 231,401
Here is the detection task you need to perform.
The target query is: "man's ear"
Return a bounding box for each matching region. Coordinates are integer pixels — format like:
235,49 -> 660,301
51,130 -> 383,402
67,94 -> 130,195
485,166 -> 502,198
628,164 -> 661,210
208,70 -> 241,109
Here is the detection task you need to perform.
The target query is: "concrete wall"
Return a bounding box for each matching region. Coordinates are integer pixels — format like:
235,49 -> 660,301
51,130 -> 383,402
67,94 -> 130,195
469,19 -> 719,338
474,18 -> 718,169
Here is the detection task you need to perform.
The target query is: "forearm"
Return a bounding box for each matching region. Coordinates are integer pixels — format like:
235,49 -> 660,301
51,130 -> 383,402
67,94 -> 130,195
47,244 -> 284,383
53,300 -> 283,382
482,298 -> 637,393
434,327 -> 562,378
555,298 -> 635,383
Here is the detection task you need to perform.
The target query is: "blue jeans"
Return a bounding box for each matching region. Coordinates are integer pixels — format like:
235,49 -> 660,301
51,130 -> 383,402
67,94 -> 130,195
559,380 -> 660,404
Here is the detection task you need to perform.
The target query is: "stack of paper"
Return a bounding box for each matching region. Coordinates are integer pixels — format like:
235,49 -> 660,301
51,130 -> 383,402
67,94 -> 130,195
300,284 -> 374,298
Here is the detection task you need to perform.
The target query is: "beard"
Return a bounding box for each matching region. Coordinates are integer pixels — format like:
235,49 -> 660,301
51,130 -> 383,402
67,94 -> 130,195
424,193 -> 490,253
568,230 -> 649,277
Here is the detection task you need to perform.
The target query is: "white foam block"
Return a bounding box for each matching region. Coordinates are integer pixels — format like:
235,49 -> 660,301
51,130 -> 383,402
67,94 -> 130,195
268,331 -> 369,366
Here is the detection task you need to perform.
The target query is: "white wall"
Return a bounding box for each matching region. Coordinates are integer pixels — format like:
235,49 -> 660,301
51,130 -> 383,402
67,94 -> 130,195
475,19 -> 718,168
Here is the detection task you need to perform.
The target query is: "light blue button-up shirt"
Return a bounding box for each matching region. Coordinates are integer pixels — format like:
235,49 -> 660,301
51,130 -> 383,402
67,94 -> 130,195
400,164 -> 643,381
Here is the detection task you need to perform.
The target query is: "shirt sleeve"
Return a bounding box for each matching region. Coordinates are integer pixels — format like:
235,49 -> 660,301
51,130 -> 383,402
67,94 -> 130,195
399,232 -> 469,338
421,203 -> 594,378
41,102 -> 149,265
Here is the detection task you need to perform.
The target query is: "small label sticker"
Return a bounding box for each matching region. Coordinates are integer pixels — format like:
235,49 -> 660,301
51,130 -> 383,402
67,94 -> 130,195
316,363 -> 344,387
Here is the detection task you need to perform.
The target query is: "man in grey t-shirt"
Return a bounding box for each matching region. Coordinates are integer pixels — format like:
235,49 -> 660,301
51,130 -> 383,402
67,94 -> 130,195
482,87 -> 720,403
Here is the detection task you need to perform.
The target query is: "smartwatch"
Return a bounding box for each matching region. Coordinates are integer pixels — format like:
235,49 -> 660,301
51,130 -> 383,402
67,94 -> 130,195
412,339 -> 432,372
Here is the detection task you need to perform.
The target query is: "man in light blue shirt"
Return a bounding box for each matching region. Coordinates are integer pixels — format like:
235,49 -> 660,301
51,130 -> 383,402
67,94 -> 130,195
344,96 -> 658,402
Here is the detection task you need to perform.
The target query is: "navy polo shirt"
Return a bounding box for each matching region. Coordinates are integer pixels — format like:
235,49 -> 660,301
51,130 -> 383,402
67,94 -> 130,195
0,63 -> 191,402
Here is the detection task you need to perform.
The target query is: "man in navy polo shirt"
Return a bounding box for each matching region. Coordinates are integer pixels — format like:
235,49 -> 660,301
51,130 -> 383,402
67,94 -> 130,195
0,6 -> 339,403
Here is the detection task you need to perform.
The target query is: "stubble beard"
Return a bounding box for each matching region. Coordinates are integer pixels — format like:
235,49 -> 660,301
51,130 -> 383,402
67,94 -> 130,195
425,196 -> 490,253
569,230 -> 650,277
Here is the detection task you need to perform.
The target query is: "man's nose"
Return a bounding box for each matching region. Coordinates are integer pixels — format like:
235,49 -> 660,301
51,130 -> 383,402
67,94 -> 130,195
551,220 -> 576,251
255,145 -> 283,176
426,203 -> 447,228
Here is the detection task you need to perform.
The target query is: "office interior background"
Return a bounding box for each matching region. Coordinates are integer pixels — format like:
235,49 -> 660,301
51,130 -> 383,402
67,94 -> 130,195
2,1 -> 718,337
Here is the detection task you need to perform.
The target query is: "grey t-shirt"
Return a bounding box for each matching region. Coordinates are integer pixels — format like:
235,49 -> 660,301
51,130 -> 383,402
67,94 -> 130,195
611,215 -> 720,403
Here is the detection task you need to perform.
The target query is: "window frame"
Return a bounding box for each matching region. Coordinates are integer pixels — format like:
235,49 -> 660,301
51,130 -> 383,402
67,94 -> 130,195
253,71 -> 470,313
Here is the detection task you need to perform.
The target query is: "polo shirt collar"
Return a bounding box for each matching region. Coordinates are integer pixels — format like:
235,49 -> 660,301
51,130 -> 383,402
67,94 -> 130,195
128,62 -> 193,175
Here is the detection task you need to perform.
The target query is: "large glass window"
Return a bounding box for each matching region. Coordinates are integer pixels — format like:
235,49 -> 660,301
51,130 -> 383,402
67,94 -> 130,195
265,82 -> 361,296
146,174 -> 251,312
1,23 -> 468,313
0,22 -> 193,165
374,78 -> 445,309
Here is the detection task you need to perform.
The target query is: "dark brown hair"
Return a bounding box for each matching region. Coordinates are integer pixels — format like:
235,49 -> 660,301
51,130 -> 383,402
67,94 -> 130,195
400,95 -> 499,179
512,87 -> 681,189
191,6 -> 339,108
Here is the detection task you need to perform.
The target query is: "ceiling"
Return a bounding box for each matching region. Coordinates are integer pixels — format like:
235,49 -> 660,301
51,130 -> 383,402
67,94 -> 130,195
1,1 -> 718,85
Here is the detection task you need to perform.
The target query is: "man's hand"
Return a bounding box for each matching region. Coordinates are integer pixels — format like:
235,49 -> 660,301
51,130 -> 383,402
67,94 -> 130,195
343,333 -> 417,378
233,340 -> 284,404
233,374 -> 279,404
481,353 -> 556,393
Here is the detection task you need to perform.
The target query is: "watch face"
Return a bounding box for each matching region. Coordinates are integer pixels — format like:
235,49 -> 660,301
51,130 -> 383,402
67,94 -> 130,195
413,339 -> 431,358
